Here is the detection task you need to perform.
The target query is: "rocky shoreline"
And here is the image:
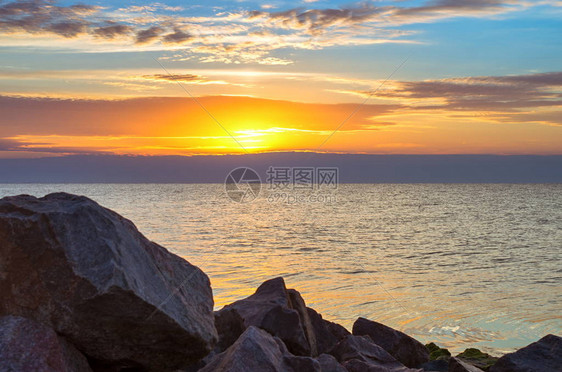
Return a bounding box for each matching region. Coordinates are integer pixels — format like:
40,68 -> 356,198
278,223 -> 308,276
0,193 -> 559,372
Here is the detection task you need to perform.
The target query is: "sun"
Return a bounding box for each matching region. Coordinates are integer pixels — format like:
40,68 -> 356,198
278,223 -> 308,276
232,128 -> 273,153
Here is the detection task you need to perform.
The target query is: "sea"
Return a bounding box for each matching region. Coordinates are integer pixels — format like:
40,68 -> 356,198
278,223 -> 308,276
1,183 -> 560,356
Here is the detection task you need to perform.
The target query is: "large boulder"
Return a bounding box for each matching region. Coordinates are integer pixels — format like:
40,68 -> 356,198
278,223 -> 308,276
316,354 -> 347,372
214,277 -> 347,357
0,315 -> 92,372
199,326 -> 321,372
329,334 -> 420,371
287,288 -> 319,355
353,317 -> 430,367
420,359 -> 448,372
0,193 -> 217,371
214,277 -> 309,356
490,334 -> 561,372
306,306 -> 350,355
213,307 -> 246,354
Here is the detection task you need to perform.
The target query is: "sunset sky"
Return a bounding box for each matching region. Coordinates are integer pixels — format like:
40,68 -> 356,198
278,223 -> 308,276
1,0 -> 561,157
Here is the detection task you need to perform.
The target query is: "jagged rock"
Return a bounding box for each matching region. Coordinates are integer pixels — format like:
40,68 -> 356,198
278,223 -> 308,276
449,357 -> 484,372
287,288 -> 319,355
215,277 -> 348,357
214,277 -> 310,356
344,358 -> 423,372
214,307 -> 246,354
353,317 -> 430,367
307,307 -> 350,355
456,348 -> 497,371
329,334 -> 419,371
490,334 -> 561,372
324,318 -> 351,341
262,304 -> 311,356
421,359 -> 448,372
199,326 -> 321,372
0,315 -> 92,372
284,355 -> 322,372
0,193 -> 217,371
316,354 -> 347,372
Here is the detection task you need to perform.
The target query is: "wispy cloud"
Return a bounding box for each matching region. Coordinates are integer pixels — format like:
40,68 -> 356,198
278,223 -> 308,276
135,26 -> 164,44
2,0 -> 541,64
248,3 -> 385,35
141,73 -> 247,86
330,71 -> 562,130
93,22 -> 133,39
0,0 -> 98,37
332,72 -> 562,117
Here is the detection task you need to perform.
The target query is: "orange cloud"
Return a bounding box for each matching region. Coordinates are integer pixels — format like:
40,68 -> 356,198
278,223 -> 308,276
1,93 -> 561,157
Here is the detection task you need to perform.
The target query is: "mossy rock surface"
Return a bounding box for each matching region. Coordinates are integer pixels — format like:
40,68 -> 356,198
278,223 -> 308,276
456,348 -> 498,371
425,342 -> 451,361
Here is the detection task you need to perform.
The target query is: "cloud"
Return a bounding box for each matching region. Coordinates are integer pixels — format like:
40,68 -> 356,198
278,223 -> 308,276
0,0 -> 555,65
135,26 -> 163,44
398,0 -> 516,14
119,4 -> 184,13
0,82 -> 560,156
487,71 -> 562,86
0,94 -> 397,137
246,0 -> 528,35
332,71 -> 562,127
383,72 -> 562,111
248,3 -> 385,35
141,73 -> 237,86
391,0 -> 530,24
93,22 -> 132,39
0,0 -> 97,38
144,73 -> 202,82
0,0 -> 416,64
0,138 -> 26,151
0,136 -> 108,155
45,21 -> 87,37
162,28 -> 192,44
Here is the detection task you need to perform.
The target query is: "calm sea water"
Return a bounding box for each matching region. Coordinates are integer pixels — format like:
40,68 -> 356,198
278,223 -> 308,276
1,184 -> 560,355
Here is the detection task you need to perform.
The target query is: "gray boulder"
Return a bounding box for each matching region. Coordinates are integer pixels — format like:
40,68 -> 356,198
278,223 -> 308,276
199,326 -> 322,372
214,277 -> 309,356
214,277 -> 347,357
287,288 -> 319,355
0,315 -> 92,372
449,357 -> 484,372
490,334 -> 561,372
329,334 -> 421,371
421,359 -> 448,372
0,193 -> 217,371
307,306 -> 350,355
324,318 -> 351,342
353,317 -> 430,367
213,307 -> 246,354
316,354 -> 347,372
